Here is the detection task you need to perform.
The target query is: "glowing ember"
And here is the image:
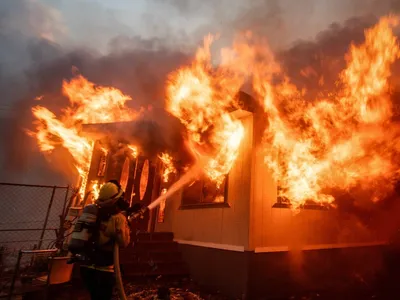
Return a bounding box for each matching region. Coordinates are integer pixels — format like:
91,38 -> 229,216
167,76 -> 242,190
128,145 -> 138,158
97,147 -> 108,177
28,74 -> 138,198
166,35 -> 245,185
157,188 -> 167,223
90,180 -> 103,203
158,153 -> 177,183
100,147 -> 109,155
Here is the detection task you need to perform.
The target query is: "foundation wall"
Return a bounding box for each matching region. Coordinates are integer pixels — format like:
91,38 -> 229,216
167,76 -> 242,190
178,243 -> 387,299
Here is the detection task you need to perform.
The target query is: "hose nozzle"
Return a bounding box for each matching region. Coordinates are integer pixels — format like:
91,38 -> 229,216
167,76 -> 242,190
128,206 -> 149,221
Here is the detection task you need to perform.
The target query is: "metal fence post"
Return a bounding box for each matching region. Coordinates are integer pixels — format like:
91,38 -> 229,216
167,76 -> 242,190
8,250 -> 22,300
38,186 -> 56,249
44,255 -> 55,300
61,186 -> 69,217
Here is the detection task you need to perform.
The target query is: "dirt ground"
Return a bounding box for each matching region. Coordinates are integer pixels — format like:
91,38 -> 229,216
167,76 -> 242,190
51,278 -> 231,300
47,278 -> 399,300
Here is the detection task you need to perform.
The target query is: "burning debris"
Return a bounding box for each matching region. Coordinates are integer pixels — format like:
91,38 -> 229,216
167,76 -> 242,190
128,145 -> 139,158
121,280 -> 223,300
27,75 -> 141,198
158,153 -> 177,183
126,288 -> 203,300
24,15 -> 400,211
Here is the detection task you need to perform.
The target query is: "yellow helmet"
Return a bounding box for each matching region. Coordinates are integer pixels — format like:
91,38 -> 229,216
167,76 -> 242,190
96,181 -> 124,207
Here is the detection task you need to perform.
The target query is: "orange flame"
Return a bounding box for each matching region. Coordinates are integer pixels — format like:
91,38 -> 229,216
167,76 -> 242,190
62,74 -> 137,124
158,153 -> 177,183
90,180 -> 103,202
28,74 -> 138,198
28,16 -> 400,211
257,16 -> 400,208
166,16 -> 400,208
166,35 -> 245,185
128,145 -> 138,158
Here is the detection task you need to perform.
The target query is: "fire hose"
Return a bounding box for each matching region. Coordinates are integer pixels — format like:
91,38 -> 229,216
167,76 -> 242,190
114,206 -> 149,300
113,166 -> 198,299
114,243 -> 127,300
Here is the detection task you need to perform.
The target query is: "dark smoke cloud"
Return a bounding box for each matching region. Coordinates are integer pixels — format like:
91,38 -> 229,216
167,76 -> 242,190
2,0 -> 400,190
158,0 -> 400,50
278,15 -> 378,100
0,0 -> 66,74
0,0 -> 197,185
0,41 -> 190,185
0,0 -> 68,184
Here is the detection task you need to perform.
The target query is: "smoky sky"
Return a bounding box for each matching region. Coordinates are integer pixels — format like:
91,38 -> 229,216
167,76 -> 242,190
2,0 -> 400,186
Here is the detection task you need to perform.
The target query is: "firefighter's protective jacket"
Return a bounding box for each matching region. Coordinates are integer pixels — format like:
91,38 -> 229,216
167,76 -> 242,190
99,212 -> 130,250
82,212 -> 130,272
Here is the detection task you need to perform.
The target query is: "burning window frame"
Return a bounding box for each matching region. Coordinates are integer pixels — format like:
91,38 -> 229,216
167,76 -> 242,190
179,169 -> 230,210
273,184 -> 333,211
176,93 -> 256,210
157,188 -> 168,223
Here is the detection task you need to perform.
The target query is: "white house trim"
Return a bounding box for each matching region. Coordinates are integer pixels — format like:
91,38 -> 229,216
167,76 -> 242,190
174,239 -> 245,252
254,241 -> 388,253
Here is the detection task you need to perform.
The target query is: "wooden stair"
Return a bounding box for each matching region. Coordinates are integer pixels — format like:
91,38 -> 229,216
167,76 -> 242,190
119,232 -> 190,278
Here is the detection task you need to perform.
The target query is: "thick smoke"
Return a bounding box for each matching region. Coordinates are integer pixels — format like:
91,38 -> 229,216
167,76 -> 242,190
0,45 -> 191,184
0,0 -> 68,184
2,0 -> 400,189
278,16 -> 377,98
158,0 -> 400,50
0,1 -> 193,185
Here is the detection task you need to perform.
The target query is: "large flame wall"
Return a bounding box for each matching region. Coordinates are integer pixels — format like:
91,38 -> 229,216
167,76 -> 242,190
156,109 -> 384,250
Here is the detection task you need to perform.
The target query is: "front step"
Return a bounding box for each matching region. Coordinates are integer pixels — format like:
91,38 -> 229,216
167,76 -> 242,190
136,232 -> 174,242
133,241 -> 179,252
120,249 -> 182,263
123,269 -> 189,278
120,232 -> 190,278
122,261 -> 189,275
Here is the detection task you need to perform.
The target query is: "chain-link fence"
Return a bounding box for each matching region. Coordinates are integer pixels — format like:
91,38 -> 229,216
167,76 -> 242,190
0,183 -> 71,272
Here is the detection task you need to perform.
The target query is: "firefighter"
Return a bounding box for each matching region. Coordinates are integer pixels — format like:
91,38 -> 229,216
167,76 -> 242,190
79,180 -> 131,300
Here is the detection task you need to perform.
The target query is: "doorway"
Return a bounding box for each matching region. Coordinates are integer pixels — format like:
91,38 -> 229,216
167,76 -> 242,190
127,156 -> 160,233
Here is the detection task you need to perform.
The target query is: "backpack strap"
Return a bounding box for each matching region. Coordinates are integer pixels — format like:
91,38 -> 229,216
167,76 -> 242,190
87,207 -> 114,266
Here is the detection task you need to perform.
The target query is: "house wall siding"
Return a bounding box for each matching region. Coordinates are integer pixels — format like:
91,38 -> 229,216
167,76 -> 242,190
155,113 -> 254,248
156,107 -> 382,251
249,114 -> 381,250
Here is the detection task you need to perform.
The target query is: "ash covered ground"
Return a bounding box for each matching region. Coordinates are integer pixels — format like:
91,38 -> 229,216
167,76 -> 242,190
48,273 -> 400,300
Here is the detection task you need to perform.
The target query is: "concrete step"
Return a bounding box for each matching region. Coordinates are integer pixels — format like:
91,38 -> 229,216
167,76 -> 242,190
136,232 -> 174,242
119,232 -> 189,279
123,270 -> 190,278
122,262 -> 190,277
121,260 -> 188,272
119,250 -> 182,263
133,241 -> 179,252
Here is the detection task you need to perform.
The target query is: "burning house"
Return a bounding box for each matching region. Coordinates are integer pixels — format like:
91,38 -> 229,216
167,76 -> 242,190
27,16 -> 400,298
79,92 -> 389,298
